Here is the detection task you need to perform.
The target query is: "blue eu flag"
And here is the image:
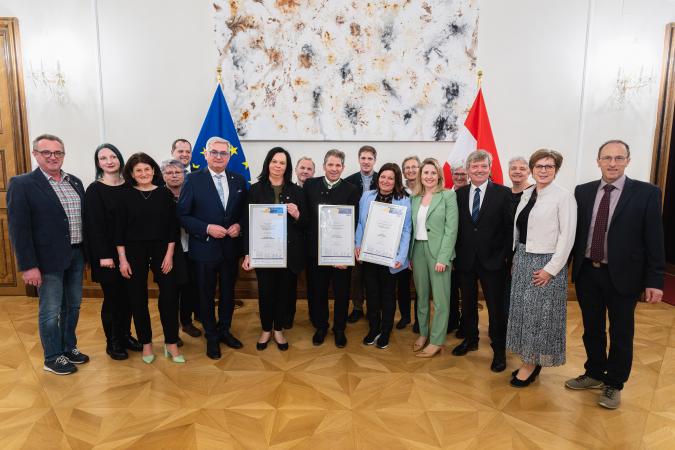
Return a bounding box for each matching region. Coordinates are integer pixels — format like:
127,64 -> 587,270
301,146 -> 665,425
192,85 -> 251,182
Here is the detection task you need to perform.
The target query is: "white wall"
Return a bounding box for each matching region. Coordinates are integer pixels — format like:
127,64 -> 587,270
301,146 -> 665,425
2,0 -> 673,189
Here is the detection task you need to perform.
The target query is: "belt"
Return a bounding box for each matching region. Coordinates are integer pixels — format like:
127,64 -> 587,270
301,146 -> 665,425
71,243 -> 83,249
585,258 -> 606,269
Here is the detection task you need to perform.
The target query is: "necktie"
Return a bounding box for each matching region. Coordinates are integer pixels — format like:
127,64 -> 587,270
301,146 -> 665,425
471,187 -> 481,224
590,184 -> 615,262
214,174 -> 226,207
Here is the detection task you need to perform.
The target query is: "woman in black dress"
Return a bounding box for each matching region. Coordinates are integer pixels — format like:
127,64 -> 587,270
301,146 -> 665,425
115,152 -> 183,364
84,143 -> 142,360
242,147 -> 307,351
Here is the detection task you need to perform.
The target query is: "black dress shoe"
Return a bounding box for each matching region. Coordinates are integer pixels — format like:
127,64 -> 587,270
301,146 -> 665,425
220,332 -> 243,349
491,351 -> 507,372
312,328 -> 327,346
182,323 -> 202,338
455,329 -> 465,339
106,343 -> 128,360
510,365 -> 542,388
347,309 -> 363,323
396,318 -> 411,330
334,331 -> 347,348
274,335 -> 289,351
177,337 -> 184,348
452,339 -> 478,356
123,335 -> 143,352
206,341 -> 221,359
256,338 -> 270,351
412,322 -> 420,334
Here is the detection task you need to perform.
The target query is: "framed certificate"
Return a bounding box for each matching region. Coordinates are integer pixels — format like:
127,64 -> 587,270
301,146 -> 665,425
248,204 -> 287,268
318,204 -> 355,266
359,201 -> 407,267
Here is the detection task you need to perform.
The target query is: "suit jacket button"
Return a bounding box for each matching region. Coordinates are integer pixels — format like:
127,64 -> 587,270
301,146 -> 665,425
426,229 -> 430,232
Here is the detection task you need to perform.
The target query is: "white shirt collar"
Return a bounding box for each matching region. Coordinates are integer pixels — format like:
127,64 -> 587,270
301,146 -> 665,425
470,179 -> 489,192
209,167 -> 226,178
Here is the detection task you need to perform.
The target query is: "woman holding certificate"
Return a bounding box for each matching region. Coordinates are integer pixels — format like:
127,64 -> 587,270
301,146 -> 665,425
355,163 -> 412,349
409,158 -> 459,358
242,147 -> 307,351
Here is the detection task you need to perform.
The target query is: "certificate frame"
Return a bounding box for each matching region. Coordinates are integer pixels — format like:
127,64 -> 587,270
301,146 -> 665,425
318,204 -> 355,266
359,201 -> 407,267
248,204 -> 287,268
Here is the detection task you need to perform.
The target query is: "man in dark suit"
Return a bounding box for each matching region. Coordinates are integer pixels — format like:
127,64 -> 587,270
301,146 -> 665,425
304,149 -> 360,347
344,145 -> 378,323
565,139 -> 664,409
177,136 -> 248,359
7,134 -> 89,375
452,150 -> 513,372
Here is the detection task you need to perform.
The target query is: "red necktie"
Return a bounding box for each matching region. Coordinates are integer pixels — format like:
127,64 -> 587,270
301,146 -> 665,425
590,184 -> 615,262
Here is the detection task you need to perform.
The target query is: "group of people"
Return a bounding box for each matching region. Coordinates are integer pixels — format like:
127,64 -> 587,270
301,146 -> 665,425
7,134 -> 665,411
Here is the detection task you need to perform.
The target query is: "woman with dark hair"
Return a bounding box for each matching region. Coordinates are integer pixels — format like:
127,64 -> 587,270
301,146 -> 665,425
84,143 -> 142,360
355,162 -> 412,349
242,147 -> 307,351
116,152 -> 184,363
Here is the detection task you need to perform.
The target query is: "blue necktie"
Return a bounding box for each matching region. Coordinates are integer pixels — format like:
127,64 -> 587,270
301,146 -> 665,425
471,187 -> 481,223
214,174 -> 226,207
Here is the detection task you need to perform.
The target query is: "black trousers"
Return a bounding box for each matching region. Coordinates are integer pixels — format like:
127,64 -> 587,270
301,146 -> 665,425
193,255 -> 238,343
256,268 -> 290,331
576,260 -> 639,390
100,276 -> 133,344
124,241 -> 179,344
448,269 -> 461,329
363,263 -> 397,335
310,262 -> 352,332
177,252 -> 199,326
458,261 -> 506,352
395,268 -> 416,322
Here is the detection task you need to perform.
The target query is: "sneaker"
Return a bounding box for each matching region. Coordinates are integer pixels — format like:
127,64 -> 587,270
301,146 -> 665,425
564,374 -> 604,390
363,330 -> 380,346
598,386 -> 621,409
64,348 -> 90,364
43,355 -> 77,375
375,334 -> 389,349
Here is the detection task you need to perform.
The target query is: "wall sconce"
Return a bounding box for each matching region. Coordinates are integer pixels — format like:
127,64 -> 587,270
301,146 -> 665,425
28,60 -> 68,104
613,66 -> 653,107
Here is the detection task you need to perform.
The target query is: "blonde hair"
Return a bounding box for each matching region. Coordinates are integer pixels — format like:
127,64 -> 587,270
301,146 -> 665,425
413,158 -> 445,196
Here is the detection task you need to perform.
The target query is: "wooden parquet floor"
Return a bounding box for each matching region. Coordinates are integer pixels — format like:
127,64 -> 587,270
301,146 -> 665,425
0,296 -> 674,449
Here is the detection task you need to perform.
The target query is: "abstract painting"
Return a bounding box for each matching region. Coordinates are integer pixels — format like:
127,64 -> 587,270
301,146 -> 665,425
214,0 -> 479,141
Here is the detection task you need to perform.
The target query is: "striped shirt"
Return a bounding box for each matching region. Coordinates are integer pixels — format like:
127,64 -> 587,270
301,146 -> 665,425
43,170 -> 82,244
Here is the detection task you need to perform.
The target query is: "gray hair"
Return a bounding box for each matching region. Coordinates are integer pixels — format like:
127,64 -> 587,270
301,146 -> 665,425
160,159 -> 184,173
205,136 -> 230,151
296,156 -> 315,169
323,149 -> 345,165
508,156 -> 529,168
33,133 -> 64,150
465,150 -> 492,168
402,155 -> 421,167
451,162 -> 467,171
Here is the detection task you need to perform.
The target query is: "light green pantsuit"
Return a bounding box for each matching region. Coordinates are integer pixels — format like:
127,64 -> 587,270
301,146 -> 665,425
412,241 -> 451,345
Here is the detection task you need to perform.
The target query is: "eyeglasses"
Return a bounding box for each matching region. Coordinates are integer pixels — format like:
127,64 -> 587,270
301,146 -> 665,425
34,150 -> 65,158
163,170 -> 183,176
598,156 -> 628,163
533,164 -> 556,171
208,150 -> 229,159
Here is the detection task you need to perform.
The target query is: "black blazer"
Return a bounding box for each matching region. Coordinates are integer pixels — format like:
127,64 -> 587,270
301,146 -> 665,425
345,171 -> 378,193
177,168 -> 248,262
303,176 -> 360,260
243,180 -> 308,274
454,181 -> 514,272
571,177 -> 665,296
7,168 -> 85,273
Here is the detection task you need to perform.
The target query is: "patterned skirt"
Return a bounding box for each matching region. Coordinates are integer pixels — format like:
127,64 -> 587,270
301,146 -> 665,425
506,243 -> 567,367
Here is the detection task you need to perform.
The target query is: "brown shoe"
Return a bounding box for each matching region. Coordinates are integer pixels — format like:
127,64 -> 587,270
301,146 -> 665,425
182,324 -> 202,338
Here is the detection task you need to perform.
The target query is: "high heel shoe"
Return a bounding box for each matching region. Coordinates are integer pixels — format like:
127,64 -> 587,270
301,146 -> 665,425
142,353 -> 155,364
416,344 -> 443,358
510,365 -> 542,388
413,337 -> 429,352
163,344 -> 186,363
256,335 -> 271,351
273,334 -> 289,351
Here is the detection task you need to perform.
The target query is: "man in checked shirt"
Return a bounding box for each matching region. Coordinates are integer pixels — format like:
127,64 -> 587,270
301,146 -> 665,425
8,134 -> 89,375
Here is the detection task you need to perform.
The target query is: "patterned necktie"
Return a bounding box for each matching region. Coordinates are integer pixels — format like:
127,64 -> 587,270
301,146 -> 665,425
471,187 -> 481,224
590,184 -> 615,262
214,174 -> 226,207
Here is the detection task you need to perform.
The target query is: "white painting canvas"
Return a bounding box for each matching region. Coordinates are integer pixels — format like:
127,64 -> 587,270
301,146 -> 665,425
215,0 -> 479,141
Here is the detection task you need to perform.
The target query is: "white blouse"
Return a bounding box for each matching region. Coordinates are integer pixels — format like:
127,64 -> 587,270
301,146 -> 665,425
415,204 -> 429,240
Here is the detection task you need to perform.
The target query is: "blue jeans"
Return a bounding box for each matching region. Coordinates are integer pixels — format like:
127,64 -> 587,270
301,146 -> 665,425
37,248 -> 85,362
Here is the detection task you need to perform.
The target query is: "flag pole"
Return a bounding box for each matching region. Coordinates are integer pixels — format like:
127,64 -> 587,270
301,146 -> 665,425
477,70 -> 483,89
216,65 -> 223,87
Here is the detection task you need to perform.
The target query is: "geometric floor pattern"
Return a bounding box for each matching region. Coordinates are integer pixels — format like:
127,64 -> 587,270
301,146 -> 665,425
0,296 -> 674,449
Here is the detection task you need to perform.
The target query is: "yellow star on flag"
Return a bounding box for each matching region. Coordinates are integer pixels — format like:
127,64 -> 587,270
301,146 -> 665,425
200,147 -> 206,156
242,161 -> 249,169
229,145 -> 238,155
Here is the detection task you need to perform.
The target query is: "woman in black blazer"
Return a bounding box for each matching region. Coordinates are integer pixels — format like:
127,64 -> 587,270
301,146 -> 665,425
243,147 -> 307,351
